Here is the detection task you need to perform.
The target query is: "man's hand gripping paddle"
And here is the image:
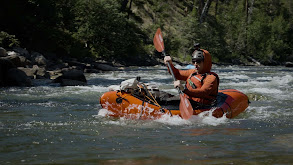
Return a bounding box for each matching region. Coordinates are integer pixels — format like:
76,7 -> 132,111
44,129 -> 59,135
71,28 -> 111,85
153,28 -> 193,120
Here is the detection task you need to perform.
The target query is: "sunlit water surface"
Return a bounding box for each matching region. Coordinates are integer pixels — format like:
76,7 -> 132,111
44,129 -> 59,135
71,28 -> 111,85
1,65 -> 293,164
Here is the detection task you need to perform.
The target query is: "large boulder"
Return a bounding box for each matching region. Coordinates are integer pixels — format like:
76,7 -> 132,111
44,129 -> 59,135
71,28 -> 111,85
6,68 -> 32,87
17,67 -> 37,78
285,62 -> 293,67
12,47 -> 30,58
18,65 -> 50,79
31,52 -> 48,66
35,66 -> 50,79
1,54 -> 21,67
0,58 -> 32,87
62,69 -> 87,82
7,51 -> 30,67
0,58 -> 15,86
92,62 -> 118,71
52,69 -> 87,86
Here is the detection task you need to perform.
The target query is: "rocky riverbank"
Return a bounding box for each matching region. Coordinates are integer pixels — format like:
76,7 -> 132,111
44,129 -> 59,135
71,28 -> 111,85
0,47 -> 120,87
1,47 -> 292,87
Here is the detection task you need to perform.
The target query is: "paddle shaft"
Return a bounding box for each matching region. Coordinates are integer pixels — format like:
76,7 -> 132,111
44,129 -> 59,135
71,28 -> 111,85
162,50 -> 182,94
154,28 -> 193,119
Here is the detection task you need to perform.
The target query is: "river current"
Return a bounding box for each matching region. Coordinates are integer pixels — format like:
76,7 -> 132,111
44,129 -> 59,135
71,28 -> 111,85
1,65 -> 293,164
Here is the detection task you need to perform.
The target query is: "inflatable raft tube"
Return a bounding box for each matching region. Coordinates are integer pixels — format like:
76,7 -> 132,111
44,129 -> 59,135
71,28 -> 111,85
100,89 -> 249,120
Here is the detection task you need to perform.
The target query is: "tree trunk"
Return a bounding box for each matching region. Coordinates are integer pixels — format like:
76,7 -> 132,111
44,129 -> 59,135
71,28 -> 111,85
200,0 -> 212,23
127,0 -> 133,19
198,0 -> 205,17
243,0 -> 248,57
215,0 -> 219,17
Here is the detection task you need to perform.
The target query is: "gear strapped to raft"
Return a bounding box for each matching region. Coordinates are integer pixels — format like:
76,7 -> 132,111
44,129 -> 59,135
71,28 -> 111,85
110,77 -> 173,118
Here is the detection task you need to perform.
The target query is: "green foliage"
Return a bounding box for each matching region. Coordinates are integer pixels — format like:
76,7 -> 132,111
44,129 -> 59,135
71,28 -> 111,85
177,0 -> 292,64
0,31 -> 20,48
1,0 -> 292,65
73,0 -> 146,63
244,0 -> 292,63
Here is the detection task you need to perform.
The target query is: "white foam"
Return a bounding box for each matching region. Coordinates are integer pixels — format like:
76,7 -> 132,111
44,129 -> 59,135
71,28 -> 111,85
97,107 -> 229,127
247,106 -> 276,120
256,76 -> 273,81
270,75 -> 293,86
190,108 -> 229,126
97,108 -> 112,117
154,114 -> 191,125
219,74 -> 250,80
221,74 -> 292,98
249,88 -> 282,94
155,111 -> 228,126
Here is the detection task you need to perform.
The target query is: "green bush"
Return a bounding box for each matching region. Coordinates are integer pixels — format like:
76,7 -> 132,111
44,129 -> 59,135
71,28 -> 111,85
0,31 -> 20,48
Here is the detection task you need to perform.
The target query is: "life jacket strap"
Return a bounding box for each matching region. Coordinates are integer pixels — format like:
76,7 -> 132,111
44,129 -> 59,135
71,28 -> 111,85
187,79 -> 197,89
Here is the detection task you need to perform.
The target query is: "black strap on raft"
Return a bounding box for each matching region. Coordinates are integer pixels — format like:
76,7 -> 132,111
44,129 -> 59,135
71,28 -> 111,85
115,91 -> 129,104
159,108 -> 173,117
168,109 -> 173,116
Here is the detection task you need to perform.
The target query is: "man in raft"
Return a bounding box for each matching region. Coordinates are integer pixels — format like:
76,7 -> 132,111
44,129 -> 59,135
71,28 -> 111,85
164,49 -> 219,109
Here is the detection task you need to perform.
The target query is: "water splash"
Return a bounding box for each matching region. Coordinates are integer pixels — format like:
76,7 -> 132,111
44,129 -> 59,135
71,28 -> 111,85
97,108 -> 229,127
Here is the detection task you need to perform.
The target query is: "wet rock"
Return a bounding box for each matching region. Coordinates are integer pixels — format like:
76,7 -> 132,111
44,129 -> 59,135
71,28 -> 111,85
6,68 -> 32,87
18,67 -> 37,78
12,47 -> 30,58
0,58 -> 16,86
92,62 -> 118,71
31,52 -> 47,66
48,70 -> 62,79
52,69 -> 87,86
66,60 -> 86,70
7,50 -> 19,56
62,69 -> 87,82
0,58 -> 15,69
1,54 -> 21,67
0,47 -> 7,57
35,67 -> 50,79
84,68 -> 101,73
18,65 -> 50,79
7,51 -> 30,67
48,62 -> 69,71
285,62 -> 293,67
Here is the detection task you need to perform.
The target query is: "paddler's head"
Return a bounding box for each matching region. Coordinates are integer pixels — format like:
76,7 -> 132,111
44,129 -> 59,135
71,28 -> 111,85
192,49 -> 212,74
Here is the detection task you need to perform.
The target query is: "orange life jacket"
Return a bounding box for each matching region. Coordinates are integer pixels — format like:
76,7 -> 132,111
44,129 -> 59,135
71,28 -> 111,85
184,72 -> 219,105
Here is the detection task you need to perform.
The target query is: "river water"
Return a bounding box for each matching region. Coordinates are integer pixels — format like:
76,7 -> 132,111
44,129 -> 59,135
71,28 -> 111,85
1,65 -> 293,164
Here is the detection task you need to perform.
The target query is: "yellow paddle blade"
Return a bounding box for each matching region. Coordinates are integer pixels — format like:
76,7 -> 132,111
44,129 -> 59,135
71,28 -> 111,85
153,28 -> 165,52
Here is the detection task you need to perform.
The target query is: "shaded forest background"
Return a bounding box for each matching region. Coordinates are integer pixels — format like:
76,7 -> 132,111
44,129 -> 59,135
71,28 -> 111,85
1,0 -> 292,66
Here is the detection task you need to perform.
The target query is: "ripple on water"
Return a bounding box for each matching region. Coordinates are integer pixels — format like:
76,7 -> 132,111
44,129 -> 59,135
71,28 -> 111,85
1,65 -> 293,164
96,108 -> 231,127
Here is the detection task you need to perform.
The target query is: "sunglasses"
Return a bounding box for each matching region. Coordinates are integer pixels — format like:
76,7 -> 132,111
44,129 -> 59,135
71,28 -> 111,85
192,59 -> 203,64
